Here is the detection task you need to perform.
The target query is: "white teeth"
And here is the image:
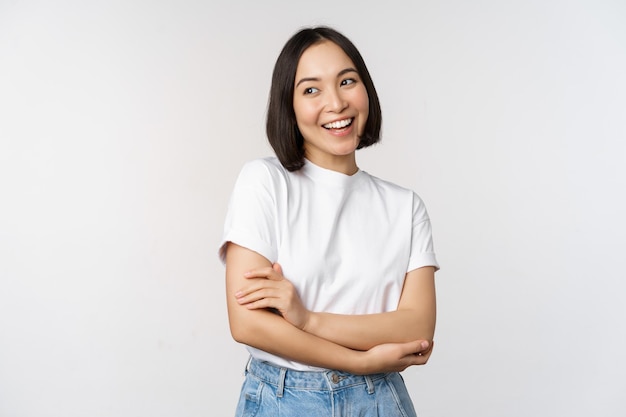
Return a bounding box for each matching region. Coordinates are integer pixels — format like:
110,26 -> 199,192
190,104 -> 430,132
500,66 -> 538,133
323,118 -> 353,129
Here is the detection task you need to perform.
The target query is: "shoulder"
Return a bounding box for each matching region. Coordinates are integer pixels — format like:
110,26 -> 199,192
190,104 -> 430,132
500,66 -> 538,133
240,156 -> 285,177
236,156 -> 288,185
362,171 -> 429,216
362,171 -> 415,198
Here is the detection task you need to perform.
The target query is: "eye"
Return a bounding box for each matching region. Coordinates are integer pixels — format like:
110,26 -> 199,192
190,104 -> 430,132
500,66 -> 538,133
341,78 -> 356,86
303,87 -> 319,95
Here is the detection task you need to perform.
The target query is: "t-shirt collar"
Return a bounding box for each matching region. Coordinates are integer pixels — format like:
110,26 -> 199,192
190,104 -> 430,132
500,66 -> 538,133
301,158 -> 365,188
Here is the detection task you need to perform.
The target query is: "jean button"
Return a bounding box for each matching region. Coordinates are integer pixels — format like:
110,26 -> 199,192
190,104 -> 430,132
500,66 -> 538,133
331,374 -> 339,384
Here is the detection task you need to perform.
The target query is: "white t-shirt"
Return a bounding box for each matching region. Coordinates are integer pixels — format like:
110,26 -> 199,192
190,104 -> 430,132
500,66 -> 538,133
219,156 -> 439,371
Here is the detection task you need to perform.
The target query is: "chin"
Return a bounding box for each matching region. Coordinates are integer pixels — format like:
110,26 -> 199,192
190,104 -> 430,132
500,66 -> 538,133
331,143 -> 359,156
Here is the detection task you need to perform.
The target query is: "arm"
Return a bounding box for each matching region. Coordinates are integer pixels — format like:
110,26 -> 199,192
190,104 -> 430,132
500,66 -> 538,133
235,265 -> 436,350
225,242 -> 432,374
237,265 -> 436,352
304,267 -> 436,351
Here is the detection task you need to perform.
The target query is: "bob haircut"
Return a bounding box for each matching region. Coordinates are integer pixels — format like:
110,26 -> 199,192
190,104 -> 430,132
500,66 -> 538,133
266,26 -> 382,172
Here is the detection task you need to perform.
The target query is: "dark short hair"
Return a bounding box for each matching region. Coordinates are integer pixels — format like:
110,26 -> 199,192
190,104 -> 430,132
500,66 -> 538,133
266,26 -> 382,171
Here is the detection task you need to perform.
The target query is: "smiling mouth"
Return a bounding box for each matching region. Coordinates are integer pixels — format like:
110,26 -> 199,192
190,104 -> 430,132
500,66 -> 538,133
323,118 -> 353,129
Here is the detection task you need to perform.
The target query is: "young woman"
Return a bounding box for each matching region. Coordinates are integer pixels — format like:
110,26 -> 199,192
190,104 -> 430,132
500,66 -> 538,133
219,26 -> 439,417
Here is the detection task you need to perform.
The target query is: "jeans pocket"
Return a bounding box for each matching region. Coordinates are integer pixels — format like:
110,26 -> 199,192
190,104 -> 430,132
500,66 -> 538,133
235,375 -> 264,417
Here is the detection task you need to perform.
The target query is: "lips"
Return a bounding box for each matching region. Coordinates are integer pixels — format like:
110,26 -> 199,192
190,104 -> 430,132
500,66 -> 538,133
323,118 -> 353,129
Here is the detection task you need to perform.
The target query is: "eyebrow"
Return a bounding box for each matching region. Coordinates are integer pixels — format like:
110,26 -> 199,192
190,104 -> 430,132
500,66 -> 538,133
295,67 -> 358,88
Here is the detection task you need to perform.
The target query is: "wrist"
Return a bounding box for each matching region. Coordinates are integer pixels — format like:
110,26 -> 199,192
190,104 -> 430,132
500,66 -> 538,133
346,350 -> 368,375
302,311 -> 317,334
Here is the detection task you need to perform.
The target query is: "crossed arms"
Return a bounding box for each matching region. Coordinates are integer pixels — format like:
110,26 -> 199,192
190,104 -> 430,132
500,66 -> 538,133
224,242 -> 436,375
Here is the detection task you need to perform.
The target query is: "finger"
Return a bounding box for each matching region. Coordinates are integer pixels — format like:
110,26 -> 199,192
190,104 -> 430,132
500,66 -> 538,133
414,340 -> 434,357
411,340 -> 434,365
408,353 -> 429,366
243,266 -> 275,279
236,287 -> 280,304
398,340 -> 430,356
244,298 -> 278,310
264,263 -> 285,281
241,295 -> 286,312
414,349 -> 433,365
245,266 -> 284,281
235,279 -> 279,298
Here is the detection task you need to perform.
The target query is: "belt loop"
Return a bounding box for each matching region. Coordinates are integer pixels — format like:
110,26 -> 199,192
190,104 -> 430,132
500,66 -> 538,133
277,367 -> 287,398
244,356 -> 252,375
364,375 -> 375,394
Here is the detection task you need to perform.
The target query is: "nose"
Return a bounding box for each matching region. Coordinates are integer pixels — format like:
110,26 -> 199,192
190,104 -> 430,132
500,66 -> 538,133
325,87 -> 347,113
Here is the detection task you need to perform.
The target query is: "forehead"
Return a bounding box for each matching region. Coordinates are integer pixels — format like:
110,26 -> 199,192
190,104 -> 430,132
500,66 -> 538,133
295,41 -> 355,77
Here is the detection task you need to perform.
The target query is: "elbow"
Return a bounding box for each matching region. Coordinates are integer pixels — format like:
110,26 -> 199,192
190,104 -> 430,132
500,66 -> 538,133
421,322 -> 436,342
421,323 -> 436,343
228,309 -> 266,346
228,304 -> 281,345
229,319 -> 251,345
227,301 -> 255,345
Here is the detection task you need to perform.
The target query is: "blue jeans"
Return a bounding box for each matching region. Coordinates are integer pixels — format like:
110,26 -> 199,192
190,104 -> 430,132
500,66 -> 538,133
235,358 -> 418,417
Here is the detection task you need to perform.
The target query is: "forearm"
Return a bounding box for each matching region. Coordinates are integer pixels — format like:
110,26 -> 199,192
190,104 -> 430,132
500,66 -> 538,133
226,243 -> 435,371
305,266 -> 437,351
305,309 -> 435,351
228,304 -> 366,373
228,302 -> 433,374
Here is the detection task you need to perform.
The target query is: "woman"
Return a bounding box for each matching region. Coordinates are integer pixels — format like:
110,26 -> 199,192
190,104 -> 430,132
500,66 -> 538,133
219,26 -> 439,416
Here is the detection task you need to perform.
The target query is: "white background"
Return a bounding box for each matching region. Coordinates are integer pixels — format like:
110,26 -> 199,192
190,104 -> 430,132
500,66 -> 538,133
1,0 -> 625,416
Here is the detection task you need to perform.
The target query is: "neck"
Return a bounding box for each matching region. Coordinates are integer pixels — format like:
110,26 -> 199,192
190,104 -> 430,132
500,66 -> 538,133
306,154 -> 358,175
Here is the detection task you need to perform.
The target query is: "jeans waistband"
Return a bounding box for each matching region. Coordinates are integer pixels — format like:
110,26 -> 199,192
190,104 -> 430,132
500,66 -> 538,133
246,357 -> 389,396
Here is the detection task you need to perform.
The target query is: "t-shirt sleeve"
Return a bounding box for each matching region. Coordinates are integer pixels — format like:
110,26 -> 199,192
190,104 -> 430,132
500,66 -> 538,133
218,160 -> 278,264
407,192 -> 440,272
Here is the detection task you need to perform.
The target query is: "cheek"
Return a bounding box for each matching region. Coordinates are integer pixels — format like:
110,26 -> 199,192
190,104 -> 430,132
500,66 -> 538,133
357,95 -> 369,132
355,87 -> 370,115
293,100 -> 317,126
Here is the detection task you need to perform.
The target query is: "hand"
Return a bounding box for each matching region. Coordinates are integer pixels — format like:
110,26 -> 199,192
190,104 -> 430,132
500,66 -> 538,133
235,263 -> 310,330
357,340 -> 434,374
